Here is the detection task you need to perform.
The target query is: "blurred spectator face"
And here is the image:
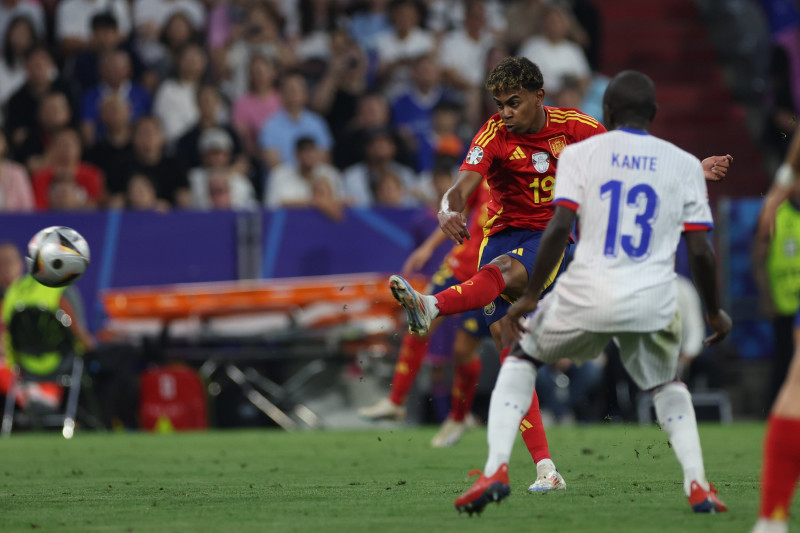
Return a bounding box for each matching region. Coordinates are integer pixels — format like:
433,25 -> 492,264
202,148 -> 230,169
412,55 -> 440,92
92,20 -> 121,51
162,13 -> 193,49
178,44 -> 207,82
248,54 -> 276,93
375,172 -> 404,206
248,5 -> 281,42
133,118 -> 165,158
48,174 -> 87,211
100,95 -> 132,132
208,172 -> 232,209
553,79 -> 584,109
197,86 -> 221,124
433,106 -> 460,135
25,48 -> 55,86
358,94 -> 389,128
543,6 -> 570,42
100,51 -> 132,87
50,129 -> 82,166
366,133 -> 396,163
391,2 -> 419,35
464,1 -> 486,36
199,128 -> 233,168
281,74 -> 308,111
6,17 -> 36,57
126,174 -> 158,210
0,243 -> 23,290
38,93 -> 71,132
296,143 -> 320,173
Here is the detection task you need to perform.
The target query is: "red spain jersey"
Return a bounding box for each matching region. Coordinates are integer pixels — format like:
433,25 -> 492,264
446,178 -> 490,281
459,107 -> 606,236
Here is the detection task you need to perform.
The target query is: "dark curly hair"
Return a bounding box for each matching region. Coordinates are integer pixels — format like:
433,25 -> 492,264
485,57 -> 544,94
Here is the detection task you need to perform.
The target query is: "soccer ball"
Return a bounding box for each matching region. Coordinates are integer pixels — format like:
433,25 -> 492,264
26,226 -> 91,288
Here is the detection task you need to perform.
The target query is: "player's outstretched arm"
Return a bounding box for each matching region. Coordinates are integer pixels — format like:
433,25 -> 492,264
438,170 -> 483,245
701,154 -> 733,182
505,205 -> 576,340
684,230 -> 732,345
756,130 -> 800,238
402,227 -> 450,275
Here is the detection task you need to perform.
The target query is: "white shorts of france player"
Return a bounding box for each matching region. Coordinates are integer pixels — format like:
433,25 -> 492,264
520,291 -> 682,391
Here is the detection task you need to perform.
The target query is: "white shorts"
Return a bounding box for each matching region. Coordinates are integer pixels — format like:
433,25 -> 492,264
520,292 -> 681,391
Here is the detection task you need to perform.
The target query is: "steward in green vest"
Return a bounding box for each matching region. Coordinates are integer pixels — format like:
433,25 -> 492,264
1,274 -> 83,375
767,200 -> 800,315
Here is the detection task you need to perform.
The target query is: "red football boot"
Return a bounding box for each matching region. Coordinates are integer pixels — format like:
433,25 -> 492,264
454,463 -> 511,516
688,481 -> 728,513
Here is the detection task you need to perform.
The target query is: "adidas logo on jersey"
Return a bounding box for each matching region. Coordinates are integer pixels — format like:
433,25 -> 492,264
508,146 -> 525,160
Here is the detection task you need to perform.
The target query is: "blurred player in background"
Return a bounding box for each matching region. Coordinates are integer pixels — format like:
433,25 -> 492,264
389,57 -> 734,490
359,171 -> 491,448
454,70 -> 731,516
752,127 -> 800,533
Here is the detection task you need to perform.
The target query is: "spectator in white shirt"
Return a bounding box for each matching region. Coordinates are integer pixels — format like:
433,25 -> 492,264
266,136 -> 345,221
188,127 -> 257,210
56,0 -> 131,55
517,3 -> 591,94
153,42 -> 207,145
0,15 -> 34,107
375,0 -> 434,97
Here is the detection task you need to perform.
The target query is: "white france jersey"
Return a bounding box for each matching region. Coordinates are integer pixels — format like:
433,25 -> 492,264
550,128 -> 713,332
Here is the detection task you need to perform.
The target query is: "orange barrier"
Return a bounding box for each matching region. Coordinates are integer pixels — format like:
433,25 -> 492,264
101,273 -> 428,321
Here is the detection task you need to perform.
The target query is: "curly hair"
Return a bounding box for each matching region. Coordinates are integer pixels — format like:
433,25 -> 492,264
485,57 -> 544,94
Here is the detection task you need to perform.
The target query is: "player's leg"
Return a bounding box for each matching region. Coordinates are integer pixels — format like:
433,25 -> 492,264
389,229 -> 531,335
431,323 -> 483,447
617,320 -> 727,513
752,329 -> 800,533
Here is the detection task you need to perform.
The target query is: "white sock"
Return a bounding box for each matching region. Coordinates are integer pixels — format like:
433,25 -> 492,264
425,294 -> 440,320
536,458 -> 556,475
484,357 -> 537,476
652,382 -> 708,495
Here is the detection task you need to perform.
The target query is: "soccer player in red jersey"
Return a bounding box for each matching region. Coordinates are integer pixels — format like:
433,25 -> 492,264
752,128 -> 800,533
389,57 -> 734,491
360,178 -> 492,448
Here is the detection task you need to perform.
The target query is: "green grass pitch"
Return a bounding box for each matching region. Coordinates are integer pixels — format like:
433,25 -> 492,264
0,423 -> 790,532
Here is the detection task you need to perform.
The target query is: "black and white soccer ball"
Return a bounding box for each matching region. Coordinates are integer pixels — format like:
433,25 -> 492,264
26,226 -> 91,288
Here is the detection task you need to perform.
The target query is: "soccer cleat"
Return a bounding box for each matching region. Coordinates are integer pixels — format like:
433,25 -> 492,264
454,463 -> 511,516
528,463 -> 566,492
431,417 -> 467,448
357,397 -> 406,421
750,519 -> 789,533
388,275 -> 436,335
688,481 -> 727,513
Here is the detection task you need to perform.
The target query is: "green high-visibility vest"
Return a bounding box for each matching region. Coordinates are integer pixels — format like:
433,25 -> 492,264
2,275 -> 67,374
767,201 -> 800,315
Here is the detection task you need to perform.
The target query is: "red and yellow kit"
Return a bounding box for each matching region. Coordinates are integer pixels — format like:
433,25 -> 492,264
459,107 -> 606,236
446,178 -> 491,281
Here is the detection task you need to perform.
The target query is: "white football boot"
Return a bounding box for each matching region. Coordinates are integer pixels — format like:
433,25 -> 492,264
528,459 -> 567,492
358,397 -> 406,421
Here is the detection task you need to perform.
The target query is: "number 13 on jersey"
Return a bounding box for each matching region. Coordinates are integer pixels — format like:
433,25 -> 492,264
600,179 -> 659,260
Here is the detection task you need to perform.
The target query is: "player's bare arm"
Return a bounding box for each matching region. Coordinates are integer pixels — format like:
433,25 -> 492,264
439,170 -> 483,245
402,227 -> 451,275
684,230 -> 731,345
756,129 -> 800,238
504,205 -> 576,340
701,154 -> 733,182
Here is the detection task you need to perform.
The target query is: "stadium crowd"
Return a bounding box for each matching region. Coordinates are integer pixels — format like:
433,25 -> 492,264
0,0 -> 607,214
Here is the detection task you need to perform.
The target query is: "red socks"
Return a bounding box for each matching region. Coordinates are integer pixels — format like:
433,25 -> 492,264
759,416 -> 800,520
434,265 -> 505,316
450,359 -> 482,422
388,334 -> 430,406
519,390 -> 551,463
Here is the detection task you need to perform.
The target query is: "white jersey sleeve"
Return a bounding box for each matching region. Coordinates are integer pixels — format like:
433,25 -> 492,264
552,143 -> 586,212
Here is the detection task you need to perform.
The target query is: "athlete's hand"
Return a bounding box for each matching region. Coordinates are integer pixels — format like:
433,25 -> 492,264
701,154 -> 733,182
438,210 -> 470,245
504,294 -> 540,340
402,244 -> 434,275
703,309 -> 732,346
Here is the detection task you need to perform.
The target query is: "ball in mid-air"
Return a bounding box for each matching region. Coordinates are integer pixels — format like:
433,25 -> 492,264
26,226 -> 91,288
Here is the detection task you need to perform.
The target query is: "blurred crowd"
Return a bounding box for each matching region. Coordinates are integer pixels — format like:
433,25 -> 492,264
0,0 -> 604,216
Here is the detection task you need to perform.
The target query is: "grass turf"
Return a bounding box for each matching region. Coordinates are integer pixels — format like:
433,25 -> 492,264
0,422 -> 787,532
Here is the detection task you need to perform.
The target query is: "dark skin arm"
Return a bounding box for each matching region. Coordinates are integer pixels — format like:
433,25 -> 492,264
684,230 -> 732,345
438,169 -> 483,245
503,205 -> 575,340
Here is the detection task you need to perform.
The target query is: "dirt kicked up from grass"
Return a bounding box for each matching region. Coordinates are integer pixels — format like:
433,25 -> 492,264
0,423 -> 784,532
